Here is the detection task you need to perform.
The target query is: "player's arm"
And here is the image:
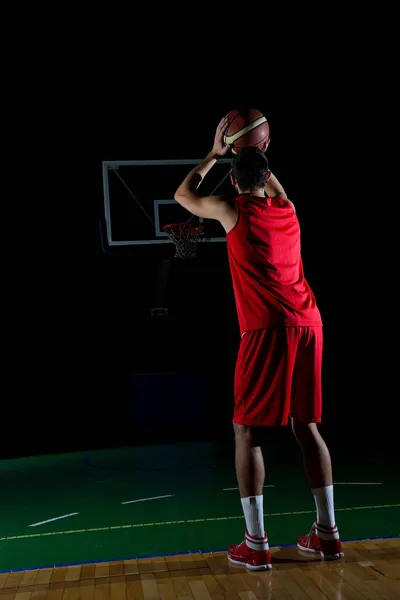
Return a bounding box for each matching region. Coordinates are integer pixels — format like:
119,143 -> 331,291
174,152 -> 227,219
265,170 -> 296,212
265,171 -> 287,199
174,117 -> 237,228
175,150 -> 218,216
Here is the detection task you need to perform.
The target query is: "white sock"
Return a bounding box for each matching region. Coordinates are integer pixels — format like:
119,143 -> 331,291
312,485 -> 339,538
241,496 -> 269,551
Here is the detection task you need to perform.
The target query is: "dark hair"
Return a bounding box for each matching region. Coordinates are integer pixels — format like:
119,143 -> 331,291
232,147 -> 269,191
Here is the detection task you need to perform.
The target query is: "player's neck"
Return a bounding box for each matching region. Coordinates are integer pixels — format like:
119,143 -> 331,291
238,188 -> 265,198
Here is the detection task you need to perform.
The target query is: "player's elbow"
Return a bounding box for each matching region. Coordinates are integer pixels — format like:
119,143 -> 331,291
174,189 -> 186,205
174,190 -> 195,214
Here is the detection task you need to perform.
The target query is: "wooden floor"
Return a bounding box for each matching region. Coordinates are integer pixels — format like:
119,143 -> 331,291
1,539 -> 399,600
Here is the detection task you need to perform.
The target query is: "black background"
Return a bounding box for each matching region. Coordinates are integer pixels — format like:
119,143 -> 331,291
3,56 -> 397,462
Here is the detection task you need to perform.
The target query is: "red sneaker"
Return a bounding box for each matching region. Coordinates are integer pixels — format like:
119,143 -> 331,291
228,539 -> 272,571
297,522 -> 344,560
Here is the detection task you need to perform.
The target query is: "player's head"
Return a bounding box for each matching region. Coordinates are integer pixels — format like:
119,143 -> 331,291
230,147 -> 269,193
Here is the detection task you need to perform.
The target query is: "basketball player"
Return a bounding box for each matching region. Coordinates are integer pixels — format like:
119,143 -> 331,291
174,116 -> 343,570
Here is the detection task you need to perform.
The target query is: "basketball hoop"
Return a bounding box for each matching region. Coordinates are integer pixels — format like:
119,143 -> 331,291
162,222 -> 205,259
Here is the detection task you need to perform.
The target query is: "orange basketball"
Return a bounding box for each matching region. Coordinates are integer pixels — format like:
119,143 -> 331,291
224,108 -> 270,154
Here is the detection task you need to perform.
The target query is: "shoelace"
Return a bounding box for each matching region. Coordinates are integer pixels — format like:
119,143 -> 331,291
306,521 -> 317,548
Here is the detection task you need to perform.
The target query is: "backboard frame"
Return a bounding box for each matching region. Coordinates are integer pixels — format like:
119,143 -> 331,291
102,159 -> 232,246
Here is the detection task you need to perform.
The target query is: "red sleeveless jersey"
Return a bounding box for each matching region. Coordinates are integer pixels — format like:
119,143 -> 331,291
226,194 -> 322,334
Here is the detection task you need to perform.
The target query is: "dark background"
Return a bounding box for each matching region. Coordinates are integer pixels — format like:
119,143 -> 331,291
3,66 -> 397,461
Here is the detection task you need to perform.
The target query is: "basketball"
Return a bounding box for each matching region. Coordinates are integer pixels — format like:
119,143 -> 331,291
224,108 -> 270,154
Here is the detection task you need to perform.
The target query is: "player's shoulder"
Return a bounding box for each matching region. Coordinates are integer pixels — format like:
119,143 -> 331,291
285,198 -> 296,212
268,196 -> 296,212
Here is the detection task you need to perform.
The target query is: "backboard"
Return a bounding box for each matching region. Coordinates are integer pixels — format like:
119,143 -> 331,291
102,159 -> 233,247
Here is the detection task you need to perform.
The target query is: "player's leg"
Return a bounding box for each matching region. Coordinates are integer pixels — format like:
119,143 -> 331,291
234,423 -> 264,497
290,326 -> 343,560
228,328 -> 291,571
229,423 -> 271,570
292,420 -> 332,488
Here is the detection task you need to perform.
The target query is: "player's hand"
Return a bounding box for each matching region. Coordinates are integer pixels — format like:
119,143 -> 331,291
262,138 -> 271,153
212,116 -> 230,156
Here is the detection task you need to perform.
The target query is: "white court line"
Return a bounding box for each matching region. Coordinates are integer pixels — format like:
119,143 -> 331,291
122,494 -> 174,505
334,482 -> 382,485
29,513 -> 79,527
223,485 -> 275,491
223,483 -> 382,491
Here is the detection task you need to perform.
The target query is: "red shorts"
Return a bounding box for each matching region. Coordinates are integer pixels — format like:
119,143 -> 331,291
233,327 -> 323,427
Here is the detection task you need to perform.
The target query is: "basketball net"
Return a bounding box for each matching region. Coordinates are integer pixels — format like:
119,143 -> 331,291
162,222 -> 205,259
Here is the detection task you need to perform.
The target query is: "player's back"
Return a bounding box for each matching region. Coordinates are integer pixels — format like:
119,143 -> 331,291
226,194 -> 322,334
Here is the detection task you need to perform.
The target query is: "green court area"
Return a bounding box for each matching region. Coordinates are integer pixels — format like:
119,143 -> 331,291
1,438 -> 399,572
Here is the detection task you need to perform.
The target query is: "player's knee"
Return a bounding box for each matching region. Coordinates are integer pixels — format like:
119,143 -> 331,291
234,422 -> 252,439
291,418 -> 319,449
233,423 -> 263,447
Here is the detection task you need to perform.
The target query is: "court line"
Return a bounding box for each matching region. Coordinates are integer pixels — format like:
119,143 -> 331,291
222,483 -> 383,491
2,503 -> 399,542
223,485 -> 275,491
29,513 -> 79,527
122,494 -> 174,505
